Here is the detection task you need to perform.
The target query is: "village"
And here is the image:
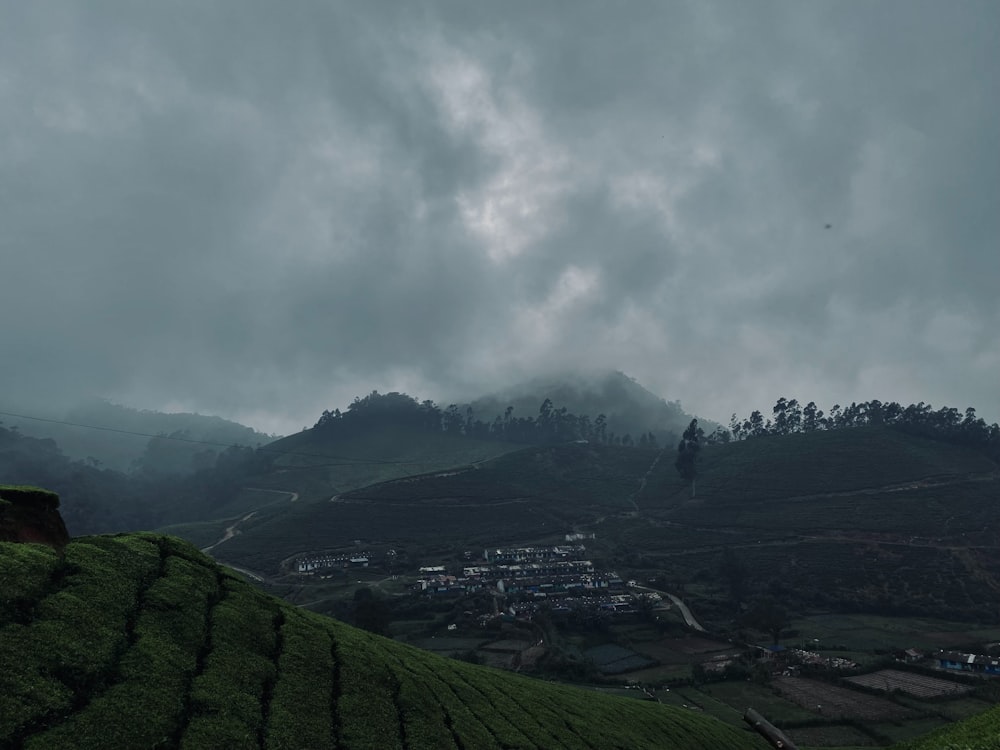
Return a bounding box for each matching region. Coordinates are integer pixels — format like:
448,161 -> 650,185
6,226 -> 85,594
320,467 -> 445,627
293,539 -> 668,622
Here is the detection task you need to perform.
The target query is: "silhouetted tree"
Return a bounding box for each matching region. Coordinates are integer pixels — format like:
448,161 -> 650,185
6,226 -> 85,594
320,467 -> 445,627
745,597 -> 790,645
675,419 -> 702,498
801,401 -> 822,431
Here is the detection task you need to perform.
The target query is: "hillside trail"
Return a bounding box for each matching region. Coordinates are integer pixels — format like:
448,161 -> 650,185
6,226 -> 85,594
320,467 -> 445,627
950,547 -> 1000,598
667,470 -> 999,521
200,488 -> 298,554
772,469 -> 999,505
651,471 -> 1000,558
201,510 -> 257,554
244,487 -> 299,503
628,447 -> 669,511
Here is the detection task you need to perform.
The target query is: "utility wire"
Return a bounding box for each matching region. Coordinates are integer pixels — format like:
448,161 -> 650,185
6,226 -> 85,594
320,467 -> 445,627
0,409 -> 426,467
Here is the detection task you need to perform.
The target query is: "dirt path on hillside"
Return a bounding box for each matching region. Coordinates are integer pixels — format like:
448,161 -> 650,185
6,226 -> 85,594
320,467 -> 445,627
775,470 -> 999,505
244,487 -> 299,503
200,488 -> 298,555
201,511 -> 258,554
629,448 -> 668,511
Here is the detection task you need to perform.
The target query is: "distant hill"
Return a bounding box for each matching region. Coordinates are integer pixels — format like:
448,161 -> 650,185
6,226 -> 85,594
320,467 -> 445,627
0,488 -> 770,750
466,369 -> 710,445
209,423 -> 1000,626
213,439 -> 661,571
2,399 -> 276,474
261,421 -> 524,497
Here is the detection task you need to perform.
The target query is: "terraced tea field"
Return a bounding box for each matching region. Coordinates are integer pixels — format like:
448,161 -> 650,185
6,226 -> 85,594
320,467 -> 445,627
896,705 -> 1000,749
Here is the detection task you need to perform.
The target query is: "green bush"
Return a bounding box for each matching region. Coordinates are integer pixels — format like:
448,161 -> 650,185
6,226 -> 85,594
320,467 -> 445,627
0,543 -> 60,621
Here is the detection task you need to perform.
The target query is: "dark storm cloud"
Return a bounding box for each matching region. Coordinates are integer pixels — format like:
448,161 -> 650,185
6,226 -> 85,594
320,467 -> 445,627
1,0 -> 997,433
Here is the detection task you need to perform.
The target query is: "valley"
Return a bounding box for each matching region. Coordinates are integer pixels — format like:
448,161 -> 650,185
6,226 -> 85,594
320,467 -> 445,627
144,409 -> 999,749
4,387 -> 1000,749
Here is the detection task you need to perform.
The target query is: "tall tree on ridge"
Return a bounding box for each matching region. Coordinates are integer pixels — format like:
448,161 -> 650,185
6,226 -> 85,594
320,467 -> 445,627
675,418 -> 702,498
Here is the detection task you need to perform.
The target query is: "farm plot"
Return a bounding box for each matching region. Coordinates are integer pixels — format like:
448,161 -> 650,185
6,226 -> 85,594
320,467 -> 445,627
636,637 -> 735,666
845,669 -> 971,698
773,677 -> 915,721
584,643 -> 655,675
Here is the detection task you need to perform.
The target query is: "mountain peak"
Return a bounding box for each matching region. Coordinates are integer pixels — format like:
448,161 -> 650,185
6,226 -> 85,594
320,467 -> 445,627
467,369 -> 703,441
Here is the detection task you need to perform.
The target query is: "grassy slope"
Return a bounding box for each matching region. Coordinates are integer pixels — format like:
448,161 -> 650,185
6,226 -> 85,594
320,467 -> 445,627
0,535 -> 769,750
213,426 -> 998,576
263,424 -> 524,495
214,441 -> 662,570
625,427 -> 1000,621
162,425 -> 527,565
642,425 -> 998,510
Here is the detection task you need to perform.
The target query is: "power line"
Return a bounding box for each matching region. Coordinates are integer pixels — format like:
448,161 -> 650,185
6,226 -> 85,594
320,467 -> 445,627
0,409 -> 424,467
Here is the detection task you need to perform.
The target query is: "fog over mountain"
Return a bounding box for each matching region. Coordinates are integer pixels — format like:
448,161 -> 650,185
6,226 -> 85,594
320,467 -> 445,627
2,1 -> 997,436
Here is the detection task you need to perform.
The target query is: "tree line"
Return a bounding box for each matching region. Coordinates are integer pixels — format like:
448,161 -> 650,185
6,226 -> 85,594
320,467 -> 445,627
709,397 -> 999,459
314,390 -> 660,448
0,421 -> 272,535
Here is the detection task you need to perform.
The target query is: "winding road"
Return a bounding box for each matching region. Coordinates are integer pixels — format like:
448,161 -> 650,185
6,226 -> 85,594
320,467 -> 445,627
200,510 -> 257,554
634,584 -> 706,631
201,487 -> 299,556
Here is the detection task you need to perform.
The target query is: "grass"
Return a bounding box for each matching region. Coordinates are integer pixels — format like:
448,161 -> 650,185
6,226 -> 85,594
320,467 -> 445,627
697,681 -> 817,725
793,614 -> 1000,652
654,426 -> 998,509
266,425 -> 523,495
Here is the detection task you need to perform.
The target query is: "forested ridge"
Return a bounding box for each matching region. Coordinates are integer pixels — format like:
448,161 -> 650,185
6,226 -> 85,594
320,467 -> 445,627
315,390 -> 663,447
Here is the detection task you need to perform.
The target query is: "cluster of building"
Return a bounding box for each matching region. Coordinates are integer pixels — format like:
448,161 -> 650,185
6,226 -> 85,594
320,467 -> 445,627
295,552 -> 370,574
415,544 -> 623,598
483,544 -> 587,564
934,650 -> 1000,676
413,545 -> 666,622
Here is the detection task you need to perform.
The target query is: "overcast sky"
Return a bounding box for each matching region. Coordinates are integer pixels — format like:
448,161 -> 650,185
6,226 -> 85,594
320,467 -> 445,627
2,1 -> 998,435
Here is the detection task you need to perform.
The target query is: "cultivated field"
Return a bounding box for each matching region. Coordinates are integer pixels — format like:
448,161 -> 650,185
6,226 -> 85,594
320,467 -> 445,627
846,669 -> 971,697
773,677 -> 915,721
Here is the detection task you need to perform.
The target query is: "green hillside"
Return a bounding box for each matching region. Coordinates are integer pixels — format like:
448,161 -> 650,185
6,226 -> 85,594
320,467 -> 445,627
895,704 -> 1000,749
0,532 -> 770,750
262,423 -> 523,497
189,422 -> 1000,655
210,441 -> 661,571
651,425 -> 998,507
207,426 -> 998,585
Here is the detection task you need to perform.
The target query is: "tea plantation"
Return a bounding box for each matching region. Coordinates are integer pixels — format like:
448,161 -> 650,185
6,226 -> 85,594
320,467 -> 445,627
0,533 -> 771,749
895,704 -> 1000,749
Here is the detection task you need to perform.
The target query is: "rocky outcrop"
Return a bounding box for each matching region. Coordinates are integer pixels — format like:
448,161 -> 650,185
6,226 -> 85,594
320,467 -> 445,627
0,486 -> 70,550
